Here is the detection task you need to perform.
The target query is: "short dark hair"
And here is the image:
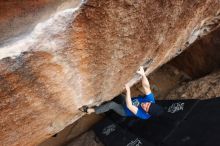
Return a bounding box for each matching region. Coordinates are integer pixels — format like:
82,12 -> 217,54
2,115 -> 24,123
148,103 -> 164,117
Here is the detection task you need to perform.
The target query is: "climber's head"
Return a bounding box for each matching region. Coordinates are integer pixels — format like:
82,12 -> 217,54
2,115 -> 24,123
141,102 -> 164,117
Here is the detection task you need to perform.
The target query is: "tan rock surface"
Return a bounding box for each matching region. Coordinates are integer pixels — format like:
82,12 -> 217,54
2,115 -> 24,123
0,0 -> 220,145
166,70 -> 220,100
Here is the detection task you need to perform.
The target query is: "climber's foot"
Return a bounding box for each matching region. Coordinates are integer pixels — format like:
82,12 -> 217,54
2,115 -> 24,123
79,105 -> 89,113
79,106 -> 95,114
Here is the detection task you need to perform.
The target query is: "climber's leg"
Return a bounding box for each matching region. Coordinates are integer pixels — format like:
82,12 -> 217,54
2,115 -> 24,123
95,101 -> 126,116
114,94 -> 126,106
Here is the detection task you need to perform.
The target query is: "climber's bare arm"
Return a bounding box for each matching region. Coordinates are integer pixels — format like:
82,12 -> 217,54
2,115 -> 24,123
137,66 -> 151,95
125,84 -> 138,114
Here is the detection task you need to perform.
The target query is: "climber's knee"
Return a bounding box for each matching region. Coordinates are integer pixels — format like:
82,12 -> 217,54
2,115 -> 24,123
107,101 -> 117,108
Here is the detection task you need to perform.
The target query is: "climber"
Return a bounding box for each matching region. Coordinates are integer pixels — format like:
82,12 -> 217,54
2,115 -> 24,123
80,66 -> 164,120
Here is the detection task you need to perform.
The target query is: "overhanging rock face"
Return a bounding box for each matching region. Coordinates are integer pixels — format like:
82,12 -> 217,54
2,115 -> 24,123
0,0 -> 220,145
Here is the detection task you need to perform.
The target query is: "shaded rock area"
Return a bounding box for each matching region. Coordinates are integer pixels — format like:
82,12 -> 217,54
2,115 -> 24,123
66,131 -> 103,146
166,70 -> 220,100
39,114 -> 102,146
170,27 -> 220,79
0,0 -> 220,146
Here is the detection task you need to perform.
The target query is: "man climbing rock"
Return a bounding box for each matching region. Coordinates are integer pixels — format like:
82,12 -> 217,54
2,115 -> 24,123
80,66 -> 164,120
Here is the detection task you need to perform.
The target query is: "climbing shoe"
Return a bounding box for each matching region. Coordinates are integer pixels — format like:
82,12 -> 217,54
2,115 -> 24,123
79,105 -> 89,113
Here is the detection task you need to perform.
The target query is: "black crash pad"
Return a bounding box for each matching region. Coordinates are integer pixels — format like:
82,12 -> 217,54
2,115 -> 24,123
93,97 -> 220,146
163,98 -> 220,146
93,118 -> 154,146
106,99 -> 199,145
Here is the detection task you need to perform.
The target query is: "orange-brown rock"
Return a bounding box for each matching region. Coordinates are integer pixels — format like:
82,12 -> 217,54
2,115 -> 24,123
166,70 -> 220,100
0,0 -> 220,145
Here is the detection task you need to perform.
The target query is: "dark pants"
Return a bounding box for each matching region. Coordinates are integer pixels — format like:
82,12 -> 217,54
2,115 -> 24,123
95,100 -> 126,116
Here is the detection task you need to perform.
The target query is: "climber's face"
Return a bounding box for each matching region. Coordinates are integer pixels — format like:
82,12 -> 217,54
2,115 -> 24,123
141,102 -> 151,112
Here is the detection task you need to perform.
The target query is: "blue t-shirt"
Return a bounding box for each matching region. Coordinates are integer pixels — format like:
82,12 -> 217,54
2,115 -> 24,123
124,93 -> 155,120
